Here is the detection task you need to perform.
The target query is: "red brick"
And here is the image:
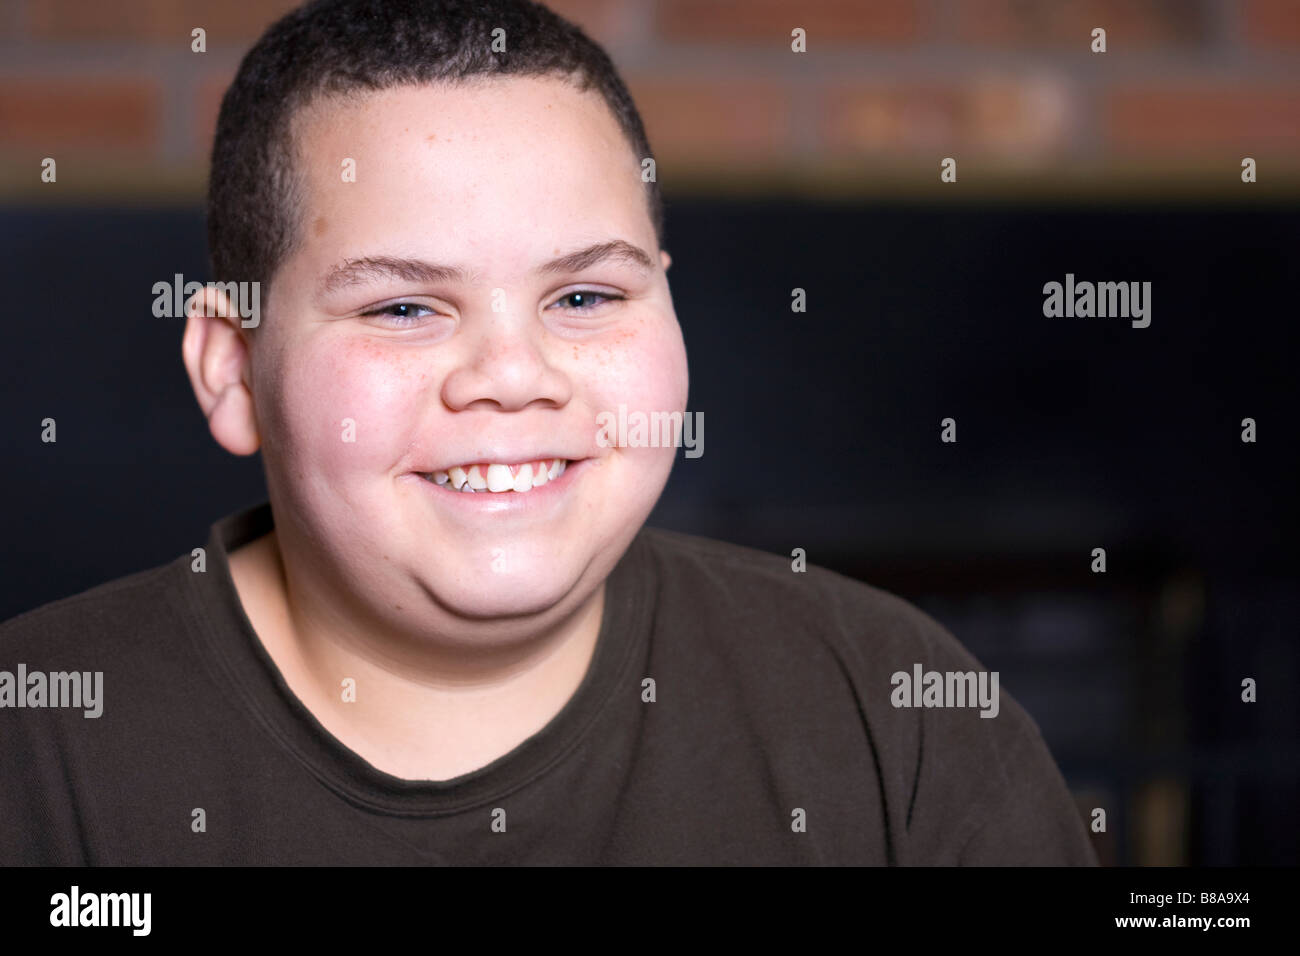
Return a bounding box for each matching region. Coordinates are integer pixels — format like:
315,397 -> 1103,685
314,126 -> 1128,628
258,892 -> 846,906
26,0 -> 627,47
957,0 -> 1209,48
541,0 -> 631,46
1106,86 -> 1300,152
1241,0 -> 1300,48
657,0 -> 920,45
823,86 -> 956,156
821,77 -> 1074,157
625,77 -> 793,165
28,0 -> 299,44
0,78 -> 159,151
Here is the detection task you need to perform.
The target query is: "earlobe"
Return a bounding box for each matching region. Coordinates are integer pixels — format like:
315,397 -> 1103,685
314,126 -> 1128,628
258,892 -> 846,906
180,288 -> 261,455
208,384 -> 260,455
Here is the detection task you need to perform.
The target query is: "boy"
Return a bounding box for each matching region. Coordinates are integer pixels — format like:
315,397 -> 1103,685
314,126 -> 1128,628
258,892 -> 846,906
0,0 -> 1096,865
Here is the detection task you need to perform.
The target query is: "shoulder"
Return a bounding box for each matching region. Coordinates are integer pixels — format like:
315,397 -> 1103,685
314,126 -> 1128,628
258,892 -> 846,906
636,525 -> 977,674
0,556 -> 190,661
634,527 -> 1090,861
634,525 -> 1011,727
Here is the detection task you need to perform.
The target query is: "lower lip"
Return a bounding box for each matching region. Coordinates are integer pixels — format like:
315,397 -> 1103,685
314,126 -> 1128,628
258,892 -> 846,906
407,459 -> 589,514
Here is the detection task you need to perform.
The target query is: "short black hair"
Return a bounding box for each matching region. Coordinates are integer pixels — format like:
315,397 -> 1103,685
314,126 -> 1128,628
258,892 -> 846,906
207,0 -> 663,298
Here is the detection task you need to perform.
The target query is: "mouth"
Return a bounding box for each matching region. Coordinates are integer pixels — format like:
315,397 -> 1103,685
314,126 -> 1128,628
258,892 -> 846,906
420,458 -> 572,495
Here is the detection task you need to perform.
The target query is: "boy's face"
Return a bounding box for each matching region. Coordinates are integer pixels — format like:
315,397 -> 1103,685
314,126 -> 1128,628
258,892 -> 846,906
239,77 -> 687,629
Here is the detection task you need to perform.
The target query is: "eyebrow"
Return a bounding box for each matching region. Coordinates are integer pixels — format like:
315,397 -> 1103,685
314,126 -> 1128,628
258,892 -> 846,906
320,239 -> 655,295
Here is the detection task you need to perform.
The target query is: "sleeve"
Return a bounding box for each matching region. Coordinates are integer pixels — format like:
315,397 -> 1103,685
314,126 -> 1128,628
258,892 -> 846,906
0,613 -> 93,866
850,593 -> 1100,866
0,709 -> 90,865
952,724 -> 1099,866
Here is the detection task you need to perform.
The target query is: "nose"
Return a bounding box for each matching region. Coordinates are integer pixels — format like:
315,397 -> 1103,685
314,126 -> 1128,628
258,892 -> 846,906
440,305 -> 572,412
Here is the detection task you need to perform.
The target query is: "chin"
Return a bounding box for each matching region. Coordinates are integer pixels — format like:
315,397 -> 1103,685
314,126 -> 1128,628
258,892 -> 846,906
423,559 -> 590,622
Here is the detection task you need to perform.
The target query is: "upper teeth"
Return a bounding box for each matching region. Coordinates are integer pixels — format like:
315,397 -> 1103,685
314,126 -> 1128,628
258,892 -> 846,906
431,459 -> 567,493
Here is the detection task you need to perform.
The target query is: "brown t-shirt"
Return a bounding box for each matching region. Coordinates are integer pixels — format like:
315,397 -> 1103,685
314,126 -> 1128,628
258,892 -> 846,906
0,502 -> 1097,865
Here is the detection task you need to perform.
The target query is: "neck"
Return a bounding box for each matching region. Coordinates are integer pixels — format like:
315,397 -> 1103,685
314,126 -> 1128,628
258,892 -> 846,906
227,528 -> 607,781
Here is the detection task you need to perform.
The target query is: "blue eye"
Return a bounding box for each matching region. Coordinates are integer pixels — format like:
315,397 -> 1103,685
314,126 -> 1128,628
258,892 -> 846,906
555,290 -> 623,312
363,302 -> 435,326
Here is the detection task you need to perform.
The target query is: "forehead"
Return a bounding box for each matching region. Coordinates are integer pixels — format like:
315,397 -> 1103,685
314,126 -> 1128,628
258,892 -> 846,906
287,77 -> 648,266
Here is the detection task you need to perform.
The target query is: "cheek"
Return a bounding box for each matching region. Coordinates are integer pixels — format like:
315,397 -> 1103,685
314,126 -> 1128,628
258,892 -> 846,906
594,321 -> 689,415
274,336 -> 429,474
587,321 -> 689,479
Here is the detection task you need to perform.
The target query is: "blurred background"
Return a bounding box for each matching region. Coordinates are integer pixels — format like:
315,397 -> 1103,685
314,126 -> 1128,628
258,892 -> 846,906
1,0 -> 1297,865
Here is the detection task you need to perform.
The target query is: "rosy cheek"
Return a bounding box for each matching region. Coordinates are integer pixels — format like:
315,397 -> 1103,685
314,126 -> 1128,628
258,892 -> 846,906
617,330 -> 688,410
589,328 -> 690,454
288,336 -> 427,472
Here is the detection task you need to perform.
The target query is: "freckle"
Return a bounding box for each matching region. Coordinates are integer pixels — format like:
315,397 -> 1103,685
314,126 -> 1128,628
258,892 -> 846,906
426,132 -> 437,142
313,216 -> 328,236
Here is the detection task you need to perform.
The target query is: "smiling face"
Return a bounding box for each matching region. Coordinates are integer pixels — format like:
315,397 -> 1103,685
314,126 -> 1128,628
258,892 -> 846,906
242,77 -> 687,633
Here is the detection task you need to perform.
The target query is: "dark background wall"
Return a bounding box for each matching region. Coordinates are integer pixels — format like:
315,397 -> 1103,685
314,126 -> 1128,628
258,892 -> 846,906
2,199 -> 1296,864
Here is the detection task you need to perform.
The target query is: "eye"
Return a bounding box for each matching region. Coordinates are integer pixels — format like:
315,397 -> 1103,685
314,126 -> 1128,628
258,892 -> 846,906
361,302 -> 437,327
551,290 -> 624,313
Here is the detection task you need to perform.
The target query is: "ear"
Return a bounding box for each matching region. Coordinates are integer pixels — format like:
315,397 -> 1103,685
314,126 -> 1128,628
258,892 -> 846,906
180,286 -> 260,455
660,249 -> 672,272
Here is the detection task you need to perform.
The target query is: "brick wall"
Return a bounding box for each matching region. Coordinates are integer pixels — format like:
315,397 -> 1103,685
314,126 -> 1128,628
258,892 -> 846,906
1,0 -> 1297,200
